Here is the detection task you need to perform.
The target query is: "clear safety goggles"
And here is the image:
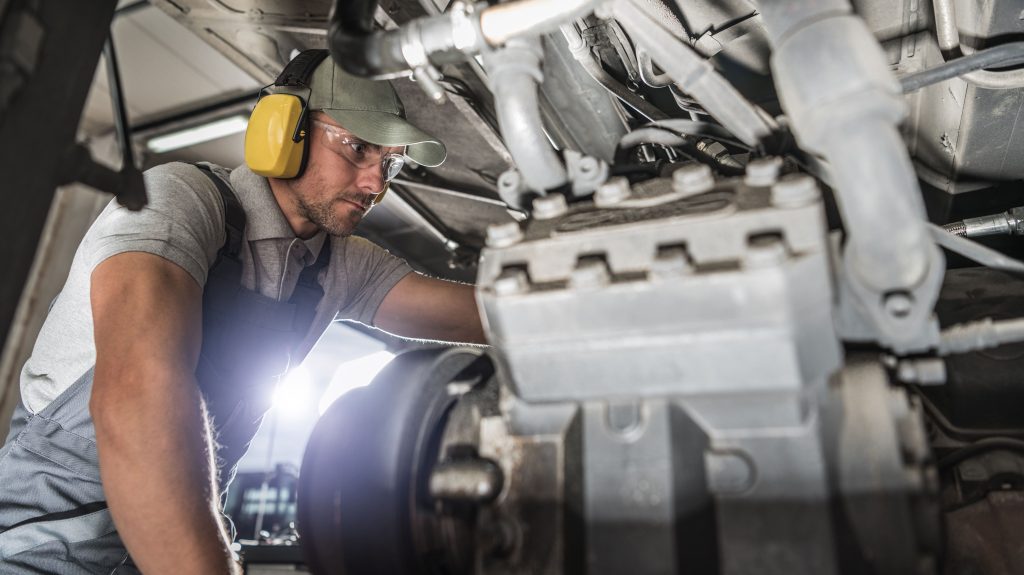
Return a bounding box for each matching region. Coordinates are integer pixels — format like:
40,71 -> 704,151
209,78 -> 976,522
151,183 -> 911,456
312,119 -> 407,182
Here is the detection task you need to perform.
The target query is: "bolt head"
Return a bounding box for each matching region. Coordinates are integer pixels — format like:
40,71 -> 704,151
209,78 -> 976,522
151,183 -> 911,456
884,291 -> 914,318
744,157 -> 783,187
595,177 -> 631,207
498,170 -> 522,192
672,164 -> 714,196
771,174 -> 819,208
486,222 -> 523,248
532,194 -> 568,220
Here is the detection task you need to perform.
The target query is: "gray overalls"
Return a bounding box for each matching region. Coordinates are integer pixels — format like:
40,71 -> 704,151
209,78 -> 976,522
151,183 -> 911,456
0,165 -> 330,573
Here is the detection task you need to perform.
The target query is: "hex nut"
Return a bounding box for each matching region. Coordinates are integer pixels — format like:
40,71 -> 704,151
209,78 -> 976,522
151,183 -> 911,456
672,163 -> 714,196
744,157 -> 783,187
532,194 -> 568,220
771,174 -> 820,208
595,177 -> 632,207
486,222 -> 523,248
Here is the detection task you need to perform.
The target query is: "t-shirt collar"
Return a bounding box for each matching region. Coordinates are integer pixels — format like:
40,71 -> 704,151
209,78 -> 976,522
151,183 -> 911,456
231,164 -> 327,263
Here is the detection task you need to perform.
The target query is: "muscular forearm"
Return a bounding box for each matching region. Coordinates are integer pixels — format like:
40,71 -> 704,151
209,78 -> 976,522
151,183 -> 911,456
92,368 -> 238,575
375,274 -> 488,344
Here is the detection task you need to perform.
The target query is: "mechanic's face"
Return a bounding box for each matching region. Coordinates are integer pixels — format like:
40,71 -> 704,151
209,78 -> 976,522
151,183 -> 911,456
284,113 -> 405,237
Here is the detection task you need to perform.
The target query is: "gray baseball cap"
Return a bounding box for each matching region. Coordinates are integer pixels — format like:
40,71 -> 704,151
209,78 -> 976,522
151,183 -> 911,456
307,58 -> 446,167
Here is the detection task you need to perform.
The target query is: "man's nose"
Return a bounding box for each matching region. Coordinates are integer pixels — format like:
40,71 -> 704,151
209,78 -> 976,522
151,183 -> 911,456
354,162 -> 386,195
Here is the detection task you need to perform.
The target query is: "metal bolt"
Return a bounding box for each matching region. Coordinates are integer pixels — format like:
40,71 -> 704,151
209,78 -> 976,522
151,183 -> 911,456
493,268 -> 529,296
771,174 -> 820,208
570,259 -> 611,289
744,235 -> 787,268
672,163 -> 715,196
884,291 -> 914,319
579,157 -> 598,174
486,222 -> 523,248
595,176 -> 631,207
497,170 -> 522,194
532,194 -> 568,220
705,450 -> 755,495
744,157 -> 783,187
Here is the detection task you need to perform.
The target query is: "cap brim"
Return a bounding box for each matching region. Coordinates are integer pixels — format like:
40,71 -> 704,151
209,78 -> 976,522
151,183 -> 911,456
320,109 -> 447,167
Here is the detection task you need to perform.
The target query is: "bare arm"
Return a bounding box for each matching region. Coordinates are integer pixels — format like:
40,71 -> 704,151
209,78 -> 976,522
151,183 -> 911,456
373,272 -> 487,344
90,252 -> 238,575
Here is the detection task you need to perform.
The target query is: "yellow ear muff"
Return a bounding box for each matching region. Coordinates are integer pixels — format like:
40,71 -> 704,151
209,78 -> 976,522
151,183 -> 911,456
245,93 -> 308,179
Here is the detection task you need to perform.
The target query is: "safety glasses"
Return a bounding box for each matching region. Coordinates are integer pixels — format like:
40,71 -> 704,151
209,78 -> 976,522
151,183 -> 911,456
312,119 -> 407,182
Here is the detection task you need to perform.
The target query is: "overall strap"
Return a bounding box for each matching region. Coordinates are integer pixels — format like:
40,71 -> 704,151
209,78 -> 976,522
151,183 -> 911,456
289,238 -> 332,340
194,164 -> 246,261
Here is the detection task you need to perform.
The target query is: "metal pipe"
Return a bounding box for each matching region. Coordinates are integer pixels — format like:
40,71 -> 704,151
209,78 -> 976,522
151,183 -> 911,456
636,48 -> 673,87
328,0 -> 409,79
942,207 -> 1024,238
329,0 -> 605,80
756,1 -> 942,346
611,0 -> 773,148
931,0 -> 959,52
559,25 -> 667,122
480,0 -> 603,46
928,222 -> 1024,276
103,35 -> 135,173
923,0 -> 1024,89
483,38 -> 568,192
900,42 -> 1024,92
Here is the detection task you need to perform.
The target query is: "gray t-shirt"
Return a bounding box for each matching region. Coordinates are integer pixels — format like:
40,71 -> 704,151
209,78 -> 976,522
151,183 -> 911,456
20,162 -> 412,413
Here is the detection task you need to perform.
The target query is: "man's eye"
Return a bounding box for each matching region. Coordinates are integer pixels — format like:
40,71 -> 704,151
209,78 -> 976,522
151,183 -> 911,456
347,141 -> 368,157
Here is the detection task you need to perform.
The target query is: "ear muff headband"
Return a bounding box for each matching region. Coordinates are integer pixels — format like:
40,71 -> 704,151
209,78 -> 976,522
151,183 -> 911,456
245,50 -> 329,179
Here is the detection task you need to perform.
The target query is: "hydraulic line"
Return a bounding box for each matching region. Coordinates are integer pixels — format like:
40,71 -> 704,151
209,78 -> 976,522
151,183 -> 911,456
560,24 -> 668,122
901,42 -> 1024,92
928,222 -> 1024,276
328,0 -> 606,80
930,0 -> 959,53
943,207 -> 1024,238
611,0 -> 774,149
939,317 -> 1024,355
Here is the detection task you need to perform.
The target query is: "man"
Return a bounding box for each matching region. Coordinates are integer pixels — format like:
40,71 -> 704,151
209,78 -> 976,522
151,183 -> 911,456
0,53 -> 485,574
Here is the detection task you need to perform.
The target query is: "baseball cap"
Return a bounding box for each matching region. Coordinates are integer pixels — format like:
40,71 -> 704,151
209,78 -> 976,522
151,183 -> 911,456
307,58 -> 447,167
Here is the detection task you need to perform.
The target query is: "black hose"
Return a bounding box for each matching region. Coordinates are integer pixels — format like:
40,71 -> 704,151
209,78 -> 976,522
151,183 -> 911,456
937,437 -> 1024,469
328,0 -> 408,78
900,42 -> 1024,93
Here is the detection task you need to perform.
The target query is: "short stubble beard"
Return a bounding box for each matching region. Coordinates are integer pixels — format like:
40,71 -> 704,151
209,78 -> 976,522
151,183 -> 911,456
295,192 -> 365,237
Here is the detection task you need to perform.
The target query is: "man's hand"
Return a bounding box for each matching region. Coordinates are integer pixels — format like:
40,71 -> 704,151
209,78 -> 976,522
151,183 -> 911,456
90,252 -> 238,575
373,272 -> 487,344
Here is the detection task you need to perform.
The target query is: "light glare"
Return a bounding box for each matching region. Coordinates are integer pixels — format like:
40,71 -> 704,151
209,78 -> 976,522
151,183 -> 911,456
273,364 -> 311,416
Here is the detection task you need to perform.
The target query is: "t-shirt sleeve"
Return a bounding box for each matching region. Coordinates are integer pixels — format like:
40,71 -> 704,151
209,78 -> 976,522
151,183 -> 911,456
86,162 -> 225,286
334,236 -> 413,325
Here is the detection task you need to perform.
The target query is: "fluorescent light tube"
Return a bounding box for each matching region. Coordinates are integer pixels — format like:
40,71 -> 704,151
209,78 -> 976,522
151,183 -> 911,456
146,115 -> 248,153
